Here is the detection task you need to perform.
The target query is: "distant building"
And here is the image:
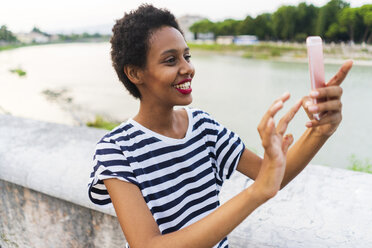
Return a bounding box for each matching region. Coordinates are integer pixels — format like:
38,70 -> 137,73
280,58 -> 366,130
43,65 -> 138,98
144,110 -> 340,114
177,15 -> 205,41
49,34 -> 60,42
216,36 -> 234,45
234,35 -> 258,45
16,32 -> 50,44
195,32 -> 214,42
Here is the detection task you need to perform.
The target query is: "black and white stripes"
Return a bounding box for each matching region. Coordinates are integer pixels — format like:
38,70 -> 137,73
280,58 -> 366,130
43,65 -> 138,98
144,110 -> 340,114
88,107 -> 245,248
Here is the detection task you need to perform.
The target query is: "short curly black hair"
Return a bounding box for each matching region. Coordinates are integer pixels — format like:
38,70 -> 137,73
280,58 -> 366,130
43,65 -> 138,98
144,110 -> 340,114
110,4 -> 183,99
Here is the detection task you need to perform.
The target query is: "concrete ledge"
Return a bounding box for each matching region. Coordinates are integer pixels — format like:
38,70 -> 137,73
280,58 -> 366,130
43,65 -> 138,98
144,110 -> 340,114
220,166 -> 372,247
0,114 -> 113,215
1,114 -> 372,247
0,179 -> 125,248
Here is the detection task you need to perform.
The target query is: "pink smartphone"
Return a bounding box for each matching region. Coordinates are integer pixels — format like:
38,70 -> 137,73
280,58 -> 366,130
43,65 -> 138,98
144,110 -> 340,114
306,36 -> 325,120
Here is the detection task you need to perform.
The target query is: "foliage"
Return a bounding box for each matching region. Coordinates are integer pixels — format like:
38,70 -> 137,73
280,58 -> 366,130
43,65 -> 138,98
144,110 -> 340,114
214,19 -> 242,36
9,68 -> 26,77
31,26 -> 51,37
189,19 -> 215,34
189,0 -> 372,43
86,115 -> 120,131
360,4 -> 372,43
348,154 -> 372,174
252,13 -> 274,40
0,44 -> 22,51
0,25 -> 17,42
273,5 -> 297,41
315,0 -> 349,38
57,32 -> 109,42
1,232 -> 19,248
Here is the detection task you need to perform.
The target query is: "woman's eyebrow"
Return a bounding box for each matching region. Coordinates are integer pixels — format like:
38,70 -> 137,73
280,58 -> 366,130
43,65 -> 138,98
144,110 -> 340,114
161,47 -> 190,56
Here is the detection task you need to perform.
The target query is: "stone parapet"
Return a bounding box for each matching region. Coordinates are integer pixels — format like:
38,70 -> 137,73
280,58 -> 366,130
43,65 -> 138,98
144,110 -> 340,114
1,114 -> 371,247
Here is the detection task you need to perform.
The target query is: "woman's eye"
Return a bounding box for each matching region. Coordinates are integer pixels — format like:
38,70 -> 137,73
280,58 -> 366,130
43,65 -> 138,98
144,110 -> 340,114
184,54 -> 191,61
165,57 -> 176,63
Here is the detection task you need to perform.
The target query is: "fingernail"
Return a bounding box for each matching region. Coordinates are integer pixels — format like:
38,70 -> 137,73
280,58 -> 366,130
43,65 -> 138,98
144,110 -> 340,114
282,92 -> 290,98
309,105 -> 318,112
273,100 -> 283,109
310,91 -> 319,97
306,121 -> 312,127
305,101 -> 312,107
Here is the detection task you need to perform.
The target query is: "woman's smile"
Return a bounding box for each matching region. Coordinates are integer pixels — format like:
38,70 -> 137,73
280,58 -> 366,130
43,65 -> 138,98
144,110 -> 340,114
173,78 -> 192,94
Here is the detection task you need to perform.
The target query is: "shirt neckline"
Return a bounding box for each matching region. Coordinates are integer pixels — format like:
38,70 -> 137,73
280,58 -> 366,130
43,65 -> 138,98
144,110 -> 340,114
128,106 -> 193,144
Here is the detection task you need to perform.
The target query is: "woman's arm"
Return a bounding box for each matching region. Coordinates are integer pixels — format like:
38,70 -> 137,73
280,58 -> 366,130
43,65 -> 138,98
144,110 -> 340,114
105,94 -> 302,248
281,60 -> 353,188
237,60 -> 353,188
105,178 -> 265,248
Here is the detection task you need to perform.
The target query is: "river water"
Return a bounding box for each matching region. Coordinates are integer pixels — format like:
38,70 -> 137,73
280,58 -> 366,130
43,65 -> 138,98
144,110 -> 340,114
0,42 -> 371,169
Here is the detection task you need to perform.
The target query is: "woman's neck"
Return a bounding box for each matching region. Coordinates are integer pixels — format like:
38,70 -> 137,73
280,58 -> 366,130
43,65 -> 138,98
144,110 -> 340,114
133,102 -> 188,139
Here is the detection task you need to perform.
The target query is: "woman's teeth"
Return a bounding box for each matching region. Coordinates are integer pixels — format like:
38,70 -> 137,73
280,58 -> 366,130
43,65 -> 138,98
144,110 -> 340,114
174,82 -> 191,89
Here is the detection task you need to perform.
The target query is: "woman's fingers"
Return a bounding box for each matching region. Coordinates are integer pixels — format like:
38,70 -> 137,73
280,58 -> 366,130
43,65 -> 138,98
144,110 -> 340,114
302,96 -> 314,120
258,101 -> 282,140
306,99 -> 342,114
327,60 -> 353,86
261,117 -> 275,149
258,92 -> 290,137
276,99 -> 303,136
310,86 -> 343,100
281,134 -> 294,153
305,112 -> 342,128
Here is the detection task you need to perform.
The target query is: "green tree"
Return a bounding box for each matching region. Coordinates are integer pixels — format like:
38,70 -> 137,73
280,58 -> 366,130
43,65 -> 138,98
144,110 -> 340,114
360,4 -> 372,43
238,16 -> 255,35
295,2 -> 319,39
339,7 -> 359,42
315,0 -> 349,39
214,19 -> 241,36
0,25 -> 17,43
272,5 -> 297,40
189,19 -> 215,38
252,13 -> 274,40
325,22 -> 344,41
31,26 -> 50,37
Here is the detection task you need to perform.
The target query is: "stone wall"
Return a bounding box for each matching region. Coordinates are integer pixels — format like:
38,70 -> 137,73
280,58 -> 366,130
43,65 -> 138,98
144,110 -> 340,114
1,114 -> 371,247
0,179 -> 125,248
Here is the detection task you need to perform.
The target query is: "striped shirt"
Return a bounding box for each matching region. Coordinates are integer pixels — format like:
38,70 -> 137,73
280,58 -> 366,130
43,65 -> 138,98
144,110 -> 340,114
88,107 -> 245,248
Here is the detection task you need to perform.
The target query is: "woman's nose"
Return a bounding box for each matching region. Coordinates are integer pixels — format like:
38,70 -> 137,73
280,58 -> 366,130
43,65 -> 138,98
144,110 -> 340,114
180,59 -> 194,76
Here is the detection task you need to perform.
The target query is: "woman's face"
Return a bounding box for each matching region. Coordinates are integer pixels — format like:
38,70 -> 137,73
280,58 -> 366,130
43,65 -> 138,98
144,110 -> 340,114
138,26 -> 195,108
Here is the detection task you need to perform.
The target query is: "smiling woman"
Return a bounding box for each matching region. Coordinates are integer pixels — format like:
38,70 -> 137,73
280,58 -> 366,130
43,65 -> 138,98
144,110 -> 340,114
87,4 -> 353,248
129,26 -> 194,108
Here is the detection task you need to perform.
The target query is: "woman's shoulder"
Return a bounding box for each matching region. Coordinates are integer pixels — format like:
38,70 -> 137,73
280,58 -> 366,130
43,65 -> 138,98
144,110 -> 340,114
185,106 -> 213,119
96,119 -> 136,145
185,107 -> 220,131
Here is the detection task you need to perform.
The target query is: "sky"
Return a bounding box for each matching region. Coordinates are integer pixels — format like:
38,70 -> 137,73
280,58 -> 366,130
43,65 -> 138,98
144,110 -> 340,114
1,0 -> 371,34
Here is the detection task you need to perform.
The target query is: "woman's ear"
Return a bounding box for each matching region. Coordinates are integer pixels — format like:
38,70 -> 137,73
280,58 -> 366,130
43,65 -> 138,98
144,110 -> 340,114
124,65 -> 143,85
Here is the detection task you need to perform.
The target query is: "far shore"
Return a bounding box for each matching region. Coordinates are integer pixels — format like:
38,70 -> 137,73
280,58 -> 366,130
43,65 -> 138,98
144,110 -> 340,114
0,38 -> 110,52
188,42 -> 372,66
1,40 -> 371,66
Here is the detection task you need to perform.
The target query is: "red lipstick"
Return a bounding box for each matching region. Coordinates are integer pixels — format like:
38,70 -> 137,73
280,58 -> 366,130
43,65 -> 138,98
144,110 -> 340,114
174,78 -> 192,95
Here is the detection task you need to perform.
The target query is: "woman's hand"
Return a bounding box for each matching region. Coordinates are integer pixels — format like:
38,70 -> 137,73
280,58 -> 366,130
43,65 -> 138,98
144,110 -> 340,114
303,60 -> 353,137
254,93 -> 302,199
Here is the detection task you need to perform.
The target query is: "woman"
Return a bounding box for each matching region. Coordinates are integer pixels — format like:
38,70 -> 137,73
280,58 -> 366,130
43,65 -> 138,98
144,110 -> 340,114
88,4 -> 352,248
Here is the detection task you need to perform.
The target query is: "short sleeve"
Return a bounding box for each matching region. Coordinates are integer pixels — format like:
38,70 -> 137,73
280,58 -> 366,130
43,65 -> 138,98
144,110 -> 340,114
213,120 -> 245,184
88,138 -> 138,206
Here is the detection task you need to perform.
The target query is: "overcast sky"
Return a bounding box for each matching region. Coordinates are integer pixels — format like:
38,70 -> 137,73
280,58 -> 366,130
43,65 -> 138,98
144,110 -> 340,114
1,0 -> 371,33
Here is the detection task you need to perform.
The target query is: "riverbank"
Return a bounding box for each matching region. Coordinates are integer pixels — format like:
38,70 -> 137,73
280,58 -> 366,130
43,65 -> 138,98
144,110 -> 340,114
188,42 -> 372,66
3,40 -> 371,65
0,37 -> 110,52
